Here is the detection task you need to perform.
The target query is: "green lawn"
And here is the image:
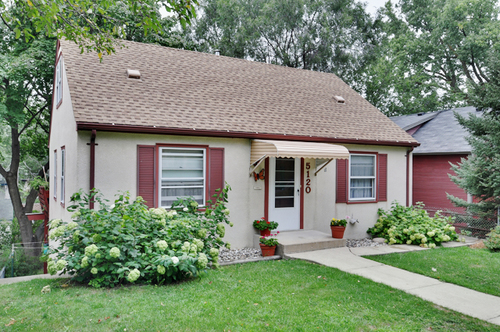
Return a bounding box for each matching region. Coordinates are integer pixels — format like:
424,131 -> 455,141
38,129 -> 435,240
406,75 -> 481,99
366,246 -> 500,297
1,259 -> 497,331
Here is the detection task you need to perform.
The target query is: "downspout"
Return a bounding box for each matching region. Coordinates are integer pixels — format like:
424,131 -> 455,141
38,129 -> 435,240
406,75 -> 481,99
406,147 -> 414,207
88,129 -> 97,209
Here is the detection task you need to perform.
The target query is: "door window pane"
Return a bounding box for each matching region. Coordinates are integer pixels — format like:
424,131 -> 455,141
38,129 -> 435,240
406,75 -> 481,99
275,158 -> 294,208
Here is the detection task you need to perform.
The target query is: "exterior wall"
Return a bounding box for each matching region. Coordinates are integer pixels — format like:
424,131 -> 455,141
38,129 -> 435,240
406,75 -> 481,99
77,132 -> 263,249
413,154 -> 468,211
313,144 -> 410,239
48,56 -> 80,225
71,133 -> 410,245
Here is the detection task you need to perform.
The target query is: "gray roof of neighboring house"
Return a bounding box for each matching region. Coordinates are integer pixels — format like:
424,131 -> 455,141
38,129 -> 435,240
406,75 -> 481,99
390,106 -> 481,154
59,39 -> 417,146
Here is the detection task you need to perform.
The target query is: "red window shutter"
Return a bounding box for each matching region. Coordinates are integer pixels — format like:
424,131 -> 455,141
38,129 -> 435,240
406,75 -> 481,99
208,148 -> 225,204
336,159 -> 348,203
378,154 -> 388,202
137,145 -> 155,208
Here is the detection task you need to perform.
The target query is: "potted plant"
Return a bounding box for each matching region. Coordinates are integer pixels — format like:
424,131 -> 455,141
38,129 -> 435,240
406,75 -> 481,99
253,217 -> 279,236
259,234 -> 279,256
330,218 -> 347,239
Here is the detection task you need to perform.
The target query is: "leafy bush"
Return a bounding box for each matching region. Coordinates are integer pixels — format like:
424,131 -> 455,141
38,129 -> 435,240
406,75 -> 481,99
367,202 -> 458,248
47,185 -> 233,287
259,234 -> 279,246
253,218 -> 278,231
484,226 -> 500,251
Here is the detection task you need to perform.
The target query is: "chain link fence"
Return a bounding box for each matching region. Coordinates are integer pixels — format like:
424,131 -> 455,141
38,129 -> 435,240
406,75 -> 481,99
425,206 -> 498,238
0,243 -> 45,278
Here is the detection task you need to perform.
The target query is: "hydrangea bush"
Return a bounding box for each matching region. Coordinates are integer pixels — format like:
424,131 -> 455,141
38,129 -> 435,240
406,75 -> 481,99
484,226 -> 500,251
367,202 -> 458,248
46,184 -> 233,287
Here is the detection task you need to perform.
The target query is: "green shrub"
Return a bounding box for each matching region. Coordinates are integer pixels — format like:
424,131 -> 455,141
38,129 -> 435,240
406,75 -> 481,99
47,184 -> 233,287
0,248 -> 43,277
484,226 -> 500,251
367,202 -> 458,248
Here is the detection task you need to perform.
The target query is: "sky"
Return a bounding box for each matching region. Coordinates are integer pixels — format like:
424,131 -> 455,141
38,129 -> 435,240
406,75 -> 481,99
364,0 -> 389,16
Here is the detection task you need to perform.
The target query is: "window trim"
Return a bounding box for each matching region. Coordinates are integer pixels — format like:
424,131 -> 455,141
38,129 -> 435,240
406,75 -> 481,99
157,144 -> 209,208
53,149 -> 57,201
348,152 -> 377,202
55,54 -> 63,108
60,146 -> 65,207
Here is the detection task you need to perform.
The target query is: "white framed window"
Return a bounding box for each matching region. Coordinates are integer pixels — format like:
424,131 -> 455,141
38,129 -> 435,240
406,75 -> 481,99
61,147 -> 65,204
53,150 -> 57,200
349,154 -> 376,200
159,147 -> 206,208
55,58 -> 63,106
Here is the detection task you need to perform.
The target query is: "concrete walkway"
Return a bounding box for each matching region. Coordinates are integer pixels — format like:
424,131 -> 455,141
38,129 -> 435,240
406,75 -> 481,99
288,244 -> 500,326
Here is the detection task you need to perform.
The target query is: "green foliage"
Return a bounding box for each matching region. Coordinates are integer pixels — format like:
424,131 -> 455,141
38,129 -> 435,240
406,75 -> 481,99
1,0 -> 198,58
47,184 -> 233,287
187,0 -> 380,92
330,218 -> 347,227
29,176 -> 48,190
252,217 -> 278,231
449,46 -> 500,218
259,234 -> 278,246
484,226 -> 500,251
364,0 -> 500,115
367,202 -> 458,247
0,247 -> 43,277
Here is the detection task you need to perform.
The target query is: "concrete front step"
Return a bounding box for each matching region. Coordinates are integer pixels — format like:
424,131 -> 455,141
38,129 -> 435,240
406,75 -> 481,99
257,230 -> 346,255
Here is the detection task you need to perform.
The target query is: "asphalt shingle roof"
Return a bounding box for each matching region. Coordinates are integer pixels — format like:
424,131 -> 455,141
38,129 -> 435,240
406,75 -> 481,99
391,107 -> 480,154
60,39 -> 417,146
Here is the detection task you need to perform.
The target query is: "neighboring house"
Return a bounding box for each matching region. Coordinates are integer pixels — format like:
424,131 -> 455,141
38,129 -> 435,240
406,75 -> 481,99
49,39 -> 418,248
0,176 -> 13,221
391,107 -> 480,212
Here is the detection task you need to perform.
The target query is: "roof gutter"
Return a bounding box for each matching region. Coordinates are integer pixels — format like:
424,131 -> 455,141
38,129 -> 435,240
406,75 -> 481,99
76,122 -> 420,148
87,129 -> 97,209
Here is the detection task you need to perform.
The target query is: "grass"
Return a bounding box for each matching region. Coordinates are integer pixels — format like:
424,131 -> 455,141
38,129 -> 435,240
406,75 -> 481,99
365,246 -> 500,297
1,259 -> 498,331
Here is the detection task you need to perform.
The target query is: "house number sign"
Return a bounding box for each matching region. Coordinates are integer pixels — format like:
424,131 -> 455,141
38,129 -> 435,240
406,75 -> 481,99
305,162 -> 312,193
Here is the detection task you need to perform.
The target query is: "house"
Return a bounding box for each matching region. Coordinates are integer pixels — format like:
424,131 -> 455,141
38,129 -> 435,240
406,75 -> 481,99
49,39 -> 418,248
390,107 -> 479,212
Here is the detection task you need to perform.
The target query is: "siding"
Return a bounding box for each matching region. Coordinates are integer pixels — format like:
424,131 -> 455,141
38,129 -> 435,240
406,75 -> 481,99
412,154 -> 468,210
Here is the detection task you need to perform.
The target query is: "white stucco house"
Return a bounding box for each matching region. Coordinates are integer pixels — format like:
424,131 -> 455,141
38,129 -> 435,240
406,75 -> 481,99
49,39 -> 419,248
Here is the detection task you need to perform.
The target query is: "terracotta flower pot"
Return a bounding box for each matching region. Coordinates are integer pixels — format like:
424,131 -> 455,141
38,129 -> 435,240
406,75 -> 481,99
260,229 -> 271,236
259,243 -> 277,256
330,226 -> 346,239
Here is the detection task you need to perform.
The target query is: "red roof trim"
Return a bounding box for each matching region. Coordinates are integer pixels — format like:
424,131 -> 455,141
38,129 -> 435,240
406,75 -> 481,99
76,122 -> 420,147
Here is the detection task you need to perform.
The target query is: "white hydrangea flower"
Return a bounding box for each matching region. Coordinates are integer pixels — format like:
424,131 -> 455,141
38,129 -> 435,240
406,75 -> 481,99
171,256 -> 179,264
81,256 -> 89,268
91,267 -> 98,274
196,253 -> 208,269
110,247 -> 120,258
49,219 -> 61,229
157,265 -> 166,275
157,240 -> 168,251
85,244 -> 98,257
193,239 -> 204,252
56,260 -> 67,270
127,269 -> 140,282
66,221 -> 78,231
209,247 -> 219,258
183,207 -> 188,212
47,260 -> 57,275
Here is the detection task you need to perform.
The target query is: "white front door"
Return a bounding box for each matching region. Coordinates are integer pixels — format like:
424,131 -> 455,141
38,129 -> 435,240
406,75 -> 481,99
269,157 -> 301,231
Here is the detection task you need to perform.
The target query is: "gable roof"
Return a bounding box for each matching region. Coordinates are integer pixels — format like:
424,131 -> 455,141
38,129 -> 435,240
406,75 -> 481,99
390,106 -> 480,154
59,39 -> 418,147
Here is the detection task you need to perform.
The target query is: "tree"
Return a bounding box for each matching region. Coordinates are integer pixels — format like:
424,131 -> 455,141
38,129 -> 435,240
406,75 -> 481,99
0,7 -> 55,255
364,0 -> 500,115
0,0 -> 199,57
187,0 -> 381,91
448,47 -> 500,217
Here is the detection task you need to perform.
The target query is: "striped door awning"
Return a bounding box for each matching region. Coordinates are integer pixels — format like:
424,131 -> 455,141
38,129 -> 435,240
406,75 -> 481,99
250,139 -> 349,165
